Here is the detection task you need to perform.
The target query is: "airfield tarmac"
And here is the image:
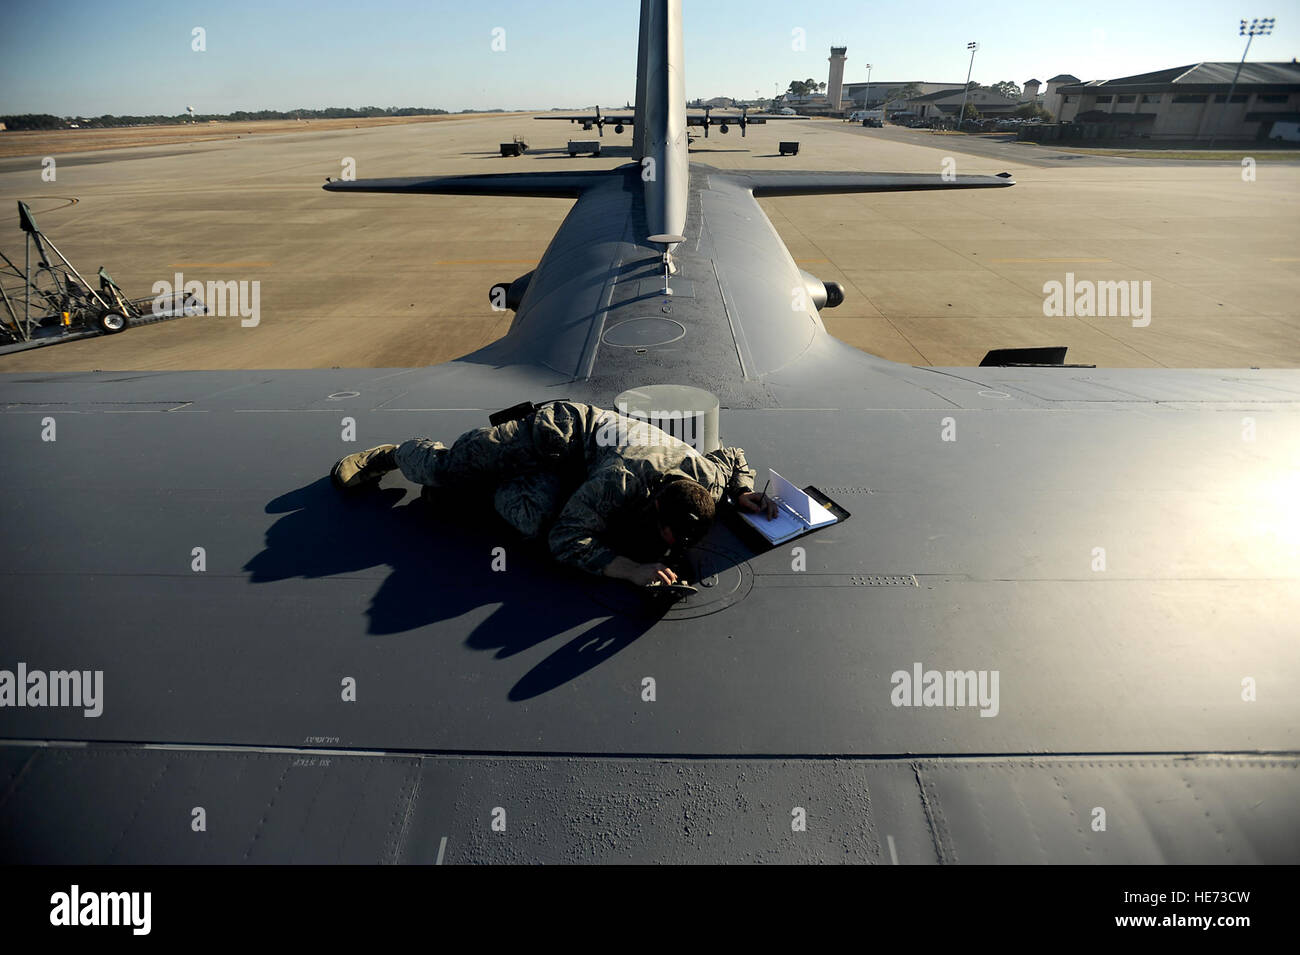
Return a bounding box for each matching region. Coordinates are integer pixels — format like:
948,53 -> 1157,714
0,114 -> 1296,371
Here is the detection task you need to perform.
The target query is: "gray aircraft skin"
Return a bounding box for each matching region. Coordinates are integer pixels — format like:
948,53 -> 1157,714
1,0 -> 1297,865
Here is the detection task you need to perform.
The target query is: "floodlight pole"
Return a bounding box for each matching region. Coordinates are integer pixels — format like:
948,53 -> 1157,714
957,42 -> 979,129
1209,16 -> 1275,146
864,64 -> 873,109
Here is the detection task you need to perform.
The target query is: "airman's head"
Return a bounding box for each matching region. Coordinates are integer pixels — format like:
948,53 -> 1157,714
654,479 -> 715,548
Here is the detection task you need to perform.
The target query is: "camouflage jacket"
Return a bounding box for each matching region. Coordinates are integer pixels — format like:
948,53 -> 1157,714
533,402 -> 756,574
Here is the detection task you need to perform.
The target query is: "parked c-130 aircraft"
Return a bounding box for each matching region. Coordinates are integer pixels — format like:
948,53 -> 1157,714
534,101 -> 806,139
1,0 -> 1296,865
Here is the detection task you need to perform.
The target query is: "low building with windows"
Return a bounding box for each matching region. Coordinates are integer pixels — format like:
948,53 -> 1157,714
840,81 -> 962,110
1040,74 -> 1080,120
905,86 -> 1020,121
1051,62 -> 1300,140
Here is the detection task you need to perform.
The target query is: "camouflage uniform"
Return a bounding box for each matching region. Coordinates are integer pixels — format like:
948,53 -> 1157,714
394,401 -> 755,574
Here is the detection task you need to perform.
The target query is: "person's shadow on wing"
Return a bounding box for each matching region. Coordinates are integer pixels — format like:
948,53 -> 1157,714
244,477 -> 664,699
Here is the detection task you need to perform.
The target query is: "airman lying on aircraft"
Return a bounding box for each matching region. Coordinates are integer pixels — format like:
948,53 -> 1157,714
330,400 -> 777,586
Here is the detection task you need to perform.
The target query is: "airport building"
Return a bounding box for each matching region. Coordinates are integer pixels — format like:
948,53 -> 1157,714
904,86 -> 1020,121
1040,73 -> 1080,120
840,81 -> 963,110
1048,61 -> 1300,140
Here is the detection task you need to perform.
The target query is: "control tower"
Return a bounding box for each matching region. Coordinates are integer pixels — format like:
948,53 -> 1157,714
827,46 -> 848,111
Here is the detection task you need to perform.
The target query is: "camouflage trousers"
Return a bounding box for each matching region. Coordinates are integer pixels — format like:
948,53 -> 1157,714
394,407 -> 586,540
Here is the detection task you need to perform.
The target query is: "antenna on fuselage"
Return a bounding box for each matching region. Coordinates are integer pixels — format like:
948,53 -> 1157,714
647,233 -> 686,295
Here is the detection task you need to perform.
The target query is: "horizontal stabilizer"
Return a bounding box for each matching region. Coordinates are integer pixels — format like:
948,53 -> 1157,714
724,170 -> 1015,197
323,170 -> 617,199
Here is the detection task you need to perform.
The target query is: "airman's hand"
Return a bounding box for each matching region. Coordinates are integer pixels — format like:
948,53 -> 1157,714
603,556 -> 679,587
737,490 -> 779,519
635,562 -> 678,586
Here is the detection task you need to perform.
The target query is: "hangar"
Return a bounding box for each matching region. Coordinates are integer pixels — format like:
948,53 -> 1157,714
1049,61 -> 1300,140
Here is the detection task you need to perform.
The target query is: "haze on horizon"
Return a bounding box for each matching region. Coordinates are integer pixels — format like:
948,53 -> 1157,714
1,0 -> 1296,117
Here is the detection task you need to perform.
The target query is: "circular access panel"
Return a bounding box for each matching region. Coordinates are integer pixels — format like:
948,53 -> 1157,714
601,317 -> 686,347
585,542 -> 753,620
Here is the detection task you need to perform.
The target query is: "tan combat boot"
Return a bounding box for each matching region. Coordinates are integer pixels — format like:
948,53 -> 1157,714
330,445 -> 399,489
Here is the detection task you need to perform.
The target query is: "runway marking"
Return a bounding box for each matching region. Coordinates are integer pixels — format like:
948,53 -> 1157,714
887,834 -> 899,865
2,196 -> 79,217
436,836 -> 448,865
989,257 -> 1112,263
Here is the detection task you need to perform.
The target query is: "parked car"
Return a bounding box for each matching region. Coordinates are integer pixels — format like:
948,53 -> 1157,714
849,110 -> 884,126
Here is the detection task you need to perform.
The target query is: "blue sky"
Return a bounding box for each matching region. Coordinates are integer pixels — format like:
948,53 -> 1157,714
2,0 -> 1297,115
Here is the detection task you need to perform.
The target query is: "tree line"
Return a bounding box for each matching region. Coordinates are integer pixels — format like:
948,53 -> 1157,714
0,106 -> 472,131
786,78 -> 1040,107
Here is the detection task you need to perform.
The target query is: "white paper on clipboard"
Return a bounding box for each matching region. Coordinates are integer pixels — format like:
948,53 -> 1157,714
769,469 -> 836,528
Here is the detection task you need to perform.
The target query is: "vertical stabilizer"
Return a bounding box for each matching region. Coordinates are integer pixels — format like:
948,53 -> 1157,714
640,0 -> 688,241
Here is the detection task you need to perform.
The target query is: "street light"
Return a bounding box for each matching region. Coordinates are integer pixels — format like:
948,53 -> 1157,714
1208,16 -> 1275,145
865,63 -> 873,110
957,42 -> 979,130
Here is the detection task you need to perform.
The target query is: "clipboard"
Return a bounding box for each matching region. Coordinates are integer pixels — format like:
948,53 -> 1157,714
732,469 -> 850,549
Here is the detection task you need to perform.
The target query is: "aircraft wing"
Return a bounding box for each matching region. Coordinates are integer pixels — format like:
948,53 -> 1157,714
2,352 -> 1298,864
687,112 -> 808,124
531,113 -> 805,127
534,113 -> 634,123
